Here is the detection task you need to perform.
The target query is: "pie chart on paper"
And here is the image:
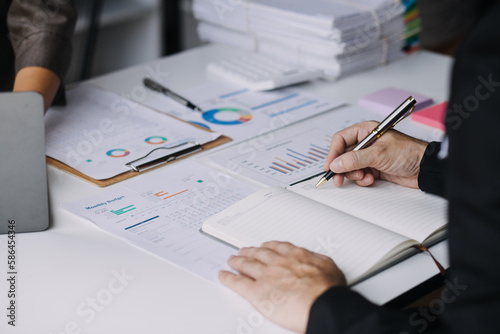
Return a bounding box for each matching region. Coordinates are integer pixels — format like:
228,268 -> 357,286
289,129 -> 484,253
202,108 -> 253,125
145,136 -> 168,145
106,149 -> 130,158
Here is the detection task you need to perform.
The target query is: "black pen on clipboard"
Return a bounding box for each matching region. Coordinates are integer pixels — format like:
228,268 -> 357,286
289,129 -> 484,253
143,78 -> 204,113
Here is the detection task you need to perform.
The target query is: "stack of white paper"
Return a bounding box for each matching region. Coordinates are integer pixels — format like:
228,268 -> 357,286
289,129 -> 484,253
193,0 -> 408,78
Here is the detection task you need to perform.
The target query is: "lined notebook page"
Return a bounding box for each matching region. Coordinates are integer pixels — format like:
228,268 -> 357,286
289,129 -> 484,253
202,187 -> 411,283
290,179 -> 447,242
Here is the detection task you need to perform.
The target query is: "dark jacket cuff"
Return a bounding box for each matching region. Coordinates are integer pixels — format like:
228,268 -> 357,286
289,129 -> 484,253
418,141 -> 446,198
307,287 -> 402,333
306,287 -> 434,334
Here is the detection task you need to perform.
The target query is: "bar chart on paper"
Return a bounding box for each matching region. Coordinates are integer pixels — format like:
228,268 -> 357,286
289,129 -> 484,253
204,105 -> 388,187
111,205 -> 136,216
224,129 -> 332,186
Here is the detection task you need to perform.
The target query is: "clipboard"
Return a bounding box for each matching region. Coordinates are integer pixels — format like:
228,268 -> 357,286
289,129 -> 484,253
47,134 -> 231,187
45,84 -> 233,187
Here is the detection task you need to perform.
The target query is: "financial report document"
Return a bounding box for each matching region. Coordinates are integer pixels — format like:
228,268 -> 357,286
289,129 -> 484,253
142,81 -> 344,143
60,104 -> 443,284
62,160 -> 259,282
45,85 -> 220,180
203,105 -> 444,187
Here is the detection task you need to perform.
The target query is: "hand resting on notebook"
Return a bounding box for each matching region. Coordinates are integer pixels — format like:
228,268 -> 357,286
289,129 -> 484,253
324,121 -> 428,189
219,241 -> 346,333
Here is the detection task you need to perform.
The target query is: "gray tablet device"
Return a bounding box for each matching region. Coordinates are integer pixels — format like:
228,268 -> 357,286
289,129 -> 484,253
0,92 -> 49,233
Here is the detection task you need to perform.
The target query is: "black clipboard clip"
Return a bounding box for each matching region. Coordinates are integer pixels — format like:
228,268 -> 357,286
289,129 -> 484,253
125,141 -> 202,173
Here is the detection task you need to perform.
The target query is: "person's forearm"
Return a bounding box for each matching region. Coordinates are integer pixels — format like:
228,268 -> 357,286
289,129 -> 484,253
13,67 -> 61,112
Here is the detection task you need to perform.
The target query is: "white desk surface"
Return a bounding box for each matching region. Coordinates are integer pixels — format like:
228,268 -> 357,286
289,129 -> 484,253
0,44 -> 453,334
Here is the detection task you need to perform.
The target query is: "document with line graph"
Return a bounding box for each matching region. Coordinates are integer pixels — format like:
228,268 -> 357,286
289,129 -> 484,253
62,160 -> 259,282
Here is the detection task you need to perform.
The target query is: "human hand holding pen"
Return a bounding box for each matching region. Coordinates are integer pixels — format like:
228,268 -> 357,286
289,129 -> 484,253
323,121 -> 429,189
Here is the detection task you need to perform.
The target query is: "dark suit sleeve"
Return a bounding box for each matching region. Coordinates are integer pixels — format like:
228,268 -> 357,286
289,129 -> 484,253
307,1 -> 500,333
307,287 -> 440,334
439,0 -> 500,332
418,141 -> 446,197
7,0 -> 76,81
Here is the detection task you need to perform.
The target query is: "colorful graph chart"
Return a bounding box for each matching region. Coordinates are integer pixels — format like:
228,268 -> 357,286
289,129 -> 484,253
202,108 -> 253,125
154,189 -> 189,200
223,129 -> 332,186
106,149 -> 130,158
145,136 -> 168,145
270,144 -> 329,174
111,205 -> 136,215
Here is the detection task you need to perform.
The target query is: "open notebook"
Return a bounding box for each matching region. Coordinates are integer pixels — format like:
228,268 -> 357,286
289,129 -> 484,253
202,178 -> 447,284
